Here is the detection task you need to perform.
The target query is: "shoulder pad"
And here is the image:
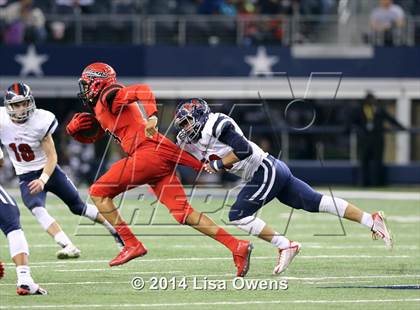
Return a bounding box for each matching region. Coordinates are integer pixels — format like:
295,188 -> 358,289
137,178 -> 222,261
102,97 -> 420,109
100,83 -> 124,111
211,114 -> 232,138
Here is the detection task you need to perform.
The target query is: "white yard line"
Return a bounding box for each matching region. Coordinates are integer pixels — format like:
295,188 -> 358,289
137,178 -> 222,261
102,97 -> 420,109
1,273 -> 418,287
1,299 -> 420,309
55,269 -> 183,273
285,274 -> 420,281
3,243 -> 416,250
4,255 -> 413,267
319,190 -> 420,201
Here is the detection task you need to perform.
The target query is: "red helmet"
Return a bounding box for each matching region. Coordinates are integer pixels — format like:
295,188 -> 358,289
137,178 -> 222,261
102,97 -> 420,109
78,62 -> 117,106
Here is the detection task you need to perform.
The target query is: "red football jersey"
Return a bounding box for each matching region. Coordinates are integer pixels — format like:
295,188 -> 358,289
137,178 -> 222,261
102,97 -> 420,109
93,83 -> 158,154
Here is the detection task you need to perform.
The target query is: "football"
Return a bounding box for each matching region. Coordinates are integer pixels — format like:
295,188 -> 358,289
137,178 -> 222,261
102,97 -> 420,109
71,112 -> 104,144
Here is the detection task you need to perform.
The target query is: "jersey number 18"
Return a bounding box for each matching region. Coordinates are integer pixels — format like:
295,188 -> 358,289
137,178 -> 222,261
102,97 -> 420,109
9,143 -> 35,162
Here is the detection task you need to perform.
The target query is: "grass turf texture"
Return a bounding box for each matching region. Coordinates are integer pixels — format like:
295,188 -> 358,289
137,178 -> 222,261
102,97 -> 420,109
0,190 -> 419,309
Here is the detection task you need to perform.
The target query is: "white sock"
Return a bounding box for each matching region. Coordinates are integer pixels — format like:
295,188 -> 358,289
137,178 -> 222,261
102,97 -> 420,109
102,220 -> 116,234
16,265 -> 33,285
361,212 -> 374,229
271,234 -> 290,249
83,203 -> 116,234
54,231 -> 72,248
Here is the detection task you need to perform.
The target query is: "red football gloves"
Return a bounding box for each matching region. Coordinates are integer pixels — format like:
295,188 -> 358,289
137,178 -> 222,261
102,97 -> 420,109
66,113 -> 105,144
66,112 -> 95,136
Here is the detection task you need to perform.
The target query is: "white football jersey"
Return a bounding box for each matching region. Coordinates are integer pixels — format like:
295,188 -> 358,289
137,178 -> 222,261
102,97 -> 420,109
178,113 -> 267,181
0,107 -> 58,175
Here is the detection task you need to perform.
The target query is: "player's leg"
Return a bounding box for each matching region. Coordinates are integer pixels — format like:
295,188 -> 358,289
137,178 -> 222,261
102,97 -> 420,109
17,174 -> 80,258
156,136 -> 203,171
275,158 -> 393,248
151,174 -> 253,277
89,157 -> 147,267
46,166 -> 124,248
0,196 -> 47,295
228,156 -> 300,275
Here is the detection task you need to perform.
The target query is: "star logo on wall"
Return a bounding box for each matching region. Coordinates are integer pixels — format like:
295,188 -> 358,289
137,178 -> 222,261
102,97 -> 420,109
245,46 -> 279,76
15,45 -> 49,77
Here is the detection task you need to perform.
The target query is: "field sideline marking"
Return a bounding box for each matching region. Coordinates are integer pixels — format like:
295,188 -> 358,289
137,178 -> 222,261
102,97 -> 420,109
1,298 -> 420,309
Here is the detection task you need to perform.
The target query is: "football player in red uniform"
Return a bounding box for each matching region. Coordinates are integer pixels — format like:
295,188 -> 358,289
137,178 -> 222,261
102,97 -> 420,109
66,63 -> 252,277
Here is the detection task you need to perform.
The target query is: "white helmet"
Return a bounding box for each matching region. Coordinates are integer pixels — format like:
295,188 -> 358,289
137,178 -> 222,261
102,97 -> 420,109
4,82 -> 36,122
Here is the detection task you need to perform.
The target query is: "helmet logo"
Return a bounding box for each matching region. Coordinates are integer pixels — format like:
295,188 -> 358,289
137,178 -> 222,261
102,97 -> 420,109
84,70 -> 108,79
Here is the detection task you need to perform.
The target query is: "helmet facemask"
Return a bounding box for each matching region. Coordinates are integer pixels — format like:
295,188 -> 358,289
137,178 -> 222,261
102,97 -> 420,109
175,113 -> 204,143
175,98 -> 210,144
78,78 -> 99,107
4,93 -> 36,123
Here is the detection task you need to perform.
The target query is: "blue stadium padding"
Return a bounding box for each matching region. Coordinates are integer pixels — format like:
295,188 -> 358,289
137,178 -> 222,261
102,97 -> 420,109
1,46 -> 420,77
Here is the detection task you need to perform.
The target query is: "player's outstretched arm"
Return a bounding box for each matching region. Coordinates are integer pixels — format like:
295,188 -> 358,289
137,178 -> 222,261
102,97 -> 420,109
28,134 -> 57,194
206,121 -> 253,173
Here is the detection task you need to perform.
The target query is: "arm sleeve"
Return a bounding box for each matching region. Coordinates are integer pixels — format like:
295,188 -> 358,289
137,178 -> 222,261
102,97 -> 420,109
218,122 -> 253,160
110,84 -> 158,117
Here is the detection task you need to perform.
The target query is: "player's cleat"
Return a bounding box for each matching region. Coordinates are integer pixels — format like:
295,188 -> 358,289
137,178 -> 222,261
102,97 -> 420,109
273,241 -> 301,275
56,244 -> 81,259
233,240 -> 253,277
371,211 -> 393,249
0,261 -> 4,279
112,232 -> 125,249
16,283 -> 48,295
109,242 -> 148,267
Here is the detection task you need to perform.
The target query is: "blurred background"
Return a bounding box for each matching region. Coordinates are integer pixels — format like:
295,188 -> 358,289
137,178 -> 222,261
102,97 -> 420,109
0,0 -> 419,188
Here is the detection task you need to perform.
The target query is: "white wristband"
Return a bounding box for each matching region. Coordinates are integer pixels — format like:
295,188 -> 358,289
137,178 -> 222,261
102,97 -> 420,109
148,115 -> 158,121
39,173 -> 50,184
0,148 -> 3,160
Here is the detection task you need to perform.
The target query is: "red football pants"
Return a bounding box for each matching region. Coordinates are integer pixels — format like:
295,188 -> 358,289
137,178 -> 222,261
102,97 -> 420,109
89,138 -> 203,224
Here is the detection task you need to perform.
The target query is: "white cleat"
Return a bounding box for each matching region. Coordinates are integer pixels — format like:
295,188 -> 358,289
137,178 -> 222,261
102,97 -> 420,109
371,211 -> 393,249
273,241 -> 301,275
56,244 -> 81,259
17,281 -> 48,295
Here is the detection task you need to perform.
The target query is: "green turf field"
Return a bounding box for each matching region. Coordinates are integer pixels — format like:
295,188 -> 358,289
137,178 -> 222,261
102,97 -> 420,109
0,190 -> 419,309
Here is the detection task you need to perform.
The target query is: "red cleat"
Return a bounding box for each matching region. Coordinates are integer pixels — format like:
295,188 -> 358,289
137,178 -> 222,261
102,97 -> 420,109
233,240 -> 253,277
16,284 -> 48,295
109,242 -> 148,267
0,261 -> 4,279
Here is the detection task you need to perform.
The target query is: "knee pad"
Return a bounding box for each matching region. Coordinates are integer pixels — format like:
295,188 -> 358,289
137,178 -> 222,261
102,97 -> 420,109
230,216 -> 266,236
318,195 -> 348,217
170,204 -> 193,224
31,207 -> 56,231
7,229 -> 29,258
83,203 -> 99,221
